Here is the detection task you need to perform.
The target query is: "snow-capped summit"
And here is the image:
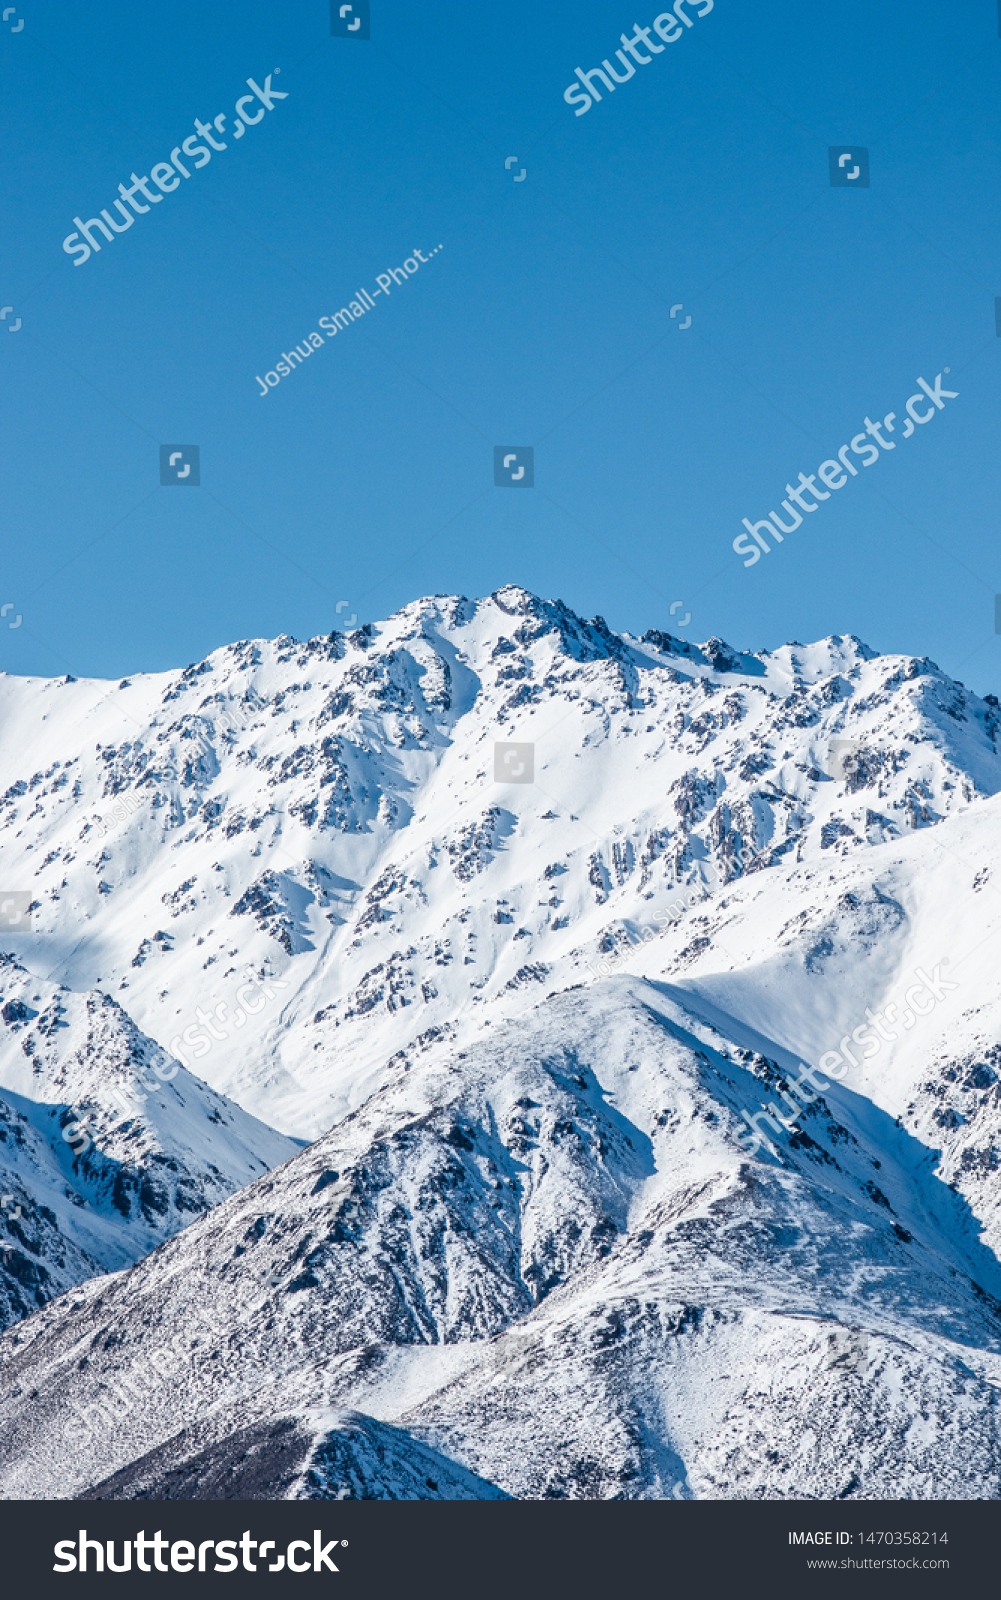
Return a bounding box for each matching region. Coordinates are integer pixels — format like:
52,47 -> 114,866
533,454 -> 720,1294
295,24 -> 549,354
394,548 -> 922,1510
2,590 -> 995,1142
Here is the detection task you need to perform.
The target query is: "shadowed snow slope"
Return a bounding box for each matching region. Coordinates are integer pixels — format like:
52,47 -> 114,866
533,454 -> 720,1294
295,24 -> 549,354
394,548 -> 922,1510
0,952 -> 299,1332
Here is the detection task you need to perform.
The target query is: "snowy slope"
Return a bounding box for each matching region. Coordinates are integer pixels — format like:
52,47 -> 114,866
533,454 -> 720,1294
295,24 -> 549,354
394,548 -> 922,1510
0,952 -> 299,1330
1,586 -> 999,1498
0,983 -> 998,1501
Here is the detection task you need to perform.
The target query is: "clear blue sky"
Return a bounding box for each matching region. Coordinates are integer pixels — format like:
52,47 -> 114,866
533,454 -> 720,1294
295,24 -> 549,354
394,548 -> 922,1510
2,0 -> 1000,692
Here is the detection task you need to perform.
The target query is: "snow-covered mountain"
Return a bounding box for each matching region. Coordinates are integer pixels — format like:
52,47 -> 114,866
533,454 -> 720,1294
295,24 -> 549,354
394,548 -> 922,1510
0,952 -> 300,1331
1,586 -> 999,1499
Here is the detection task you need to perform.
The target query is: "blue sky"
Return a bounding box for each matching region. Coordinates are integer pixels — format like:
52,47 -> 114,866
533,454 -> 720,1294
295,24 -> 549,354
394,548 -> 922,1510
2,0 -> 1000,692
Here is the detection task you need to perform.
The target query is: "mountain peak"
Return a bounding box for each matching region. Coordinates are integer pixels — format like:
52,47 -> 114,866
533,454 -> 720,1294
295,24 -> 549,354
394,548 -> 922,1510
2,589 -> 1001,1499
